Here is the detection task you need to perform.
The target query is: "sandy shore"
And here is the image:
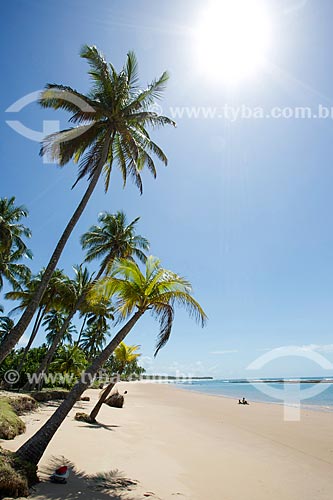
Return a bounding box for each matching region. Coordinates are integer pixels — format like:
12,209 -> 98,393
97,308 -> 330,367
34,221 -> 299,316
2,382 -> 333,500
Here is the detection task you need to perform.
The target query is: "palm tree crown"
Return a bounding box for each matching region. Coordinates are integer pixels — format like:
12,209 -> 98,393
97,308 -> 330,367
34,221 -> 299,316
91,256 -> 207,355
113,342 -> 141,373
0,196 -> 33,291
0,196 -> 32,257
81,210 -> 149,275
40,45 -> 175,193
43,310 -> 77,346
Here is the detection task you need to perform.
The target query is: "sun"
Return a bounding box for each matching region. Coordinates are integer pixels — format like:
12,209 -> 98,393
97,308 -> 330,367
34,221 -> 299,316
194,0 -> 272,84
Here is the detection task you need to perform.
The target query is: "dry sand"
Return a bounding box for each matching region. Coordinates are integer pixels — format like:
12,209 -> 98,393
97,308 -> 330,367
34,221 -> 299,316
2,382 -> 333,500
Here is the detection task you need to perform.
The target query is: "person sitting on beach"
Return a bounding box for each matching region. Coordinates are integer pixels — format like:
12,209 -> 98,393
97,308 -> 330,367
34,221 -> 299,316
242,397 -> 249,405
238,399 -> 242,404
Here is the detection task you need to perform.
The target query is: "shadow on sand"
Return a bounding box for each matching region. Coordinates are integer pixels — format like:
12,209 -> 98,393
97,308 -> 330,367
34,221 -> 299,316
77,422 -> 120,431
32,456 -> 157,500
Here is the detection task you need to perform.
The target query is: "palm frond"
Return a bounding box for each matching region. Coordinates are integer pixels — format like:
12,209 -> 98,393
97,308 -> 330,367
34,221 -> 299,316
125,50 -> 139,89
152,302 -> 174,356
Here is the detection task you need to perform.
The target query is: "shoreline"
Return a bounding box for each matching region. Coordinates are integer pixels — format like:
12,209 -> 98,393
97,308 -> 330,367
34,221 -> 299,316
141,379 -> 333,414
2,382 -> 333,499
172,382 -> 333,414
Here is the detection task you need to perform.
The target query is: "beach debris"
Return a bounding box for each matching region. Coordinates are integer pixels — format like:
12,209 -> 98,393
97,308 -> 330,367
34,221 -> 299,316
50,465 -> 70,484
31,390 -> 68,402
144,492 -> 156,497
74,412 -> 94,423
105,391 -> 124,408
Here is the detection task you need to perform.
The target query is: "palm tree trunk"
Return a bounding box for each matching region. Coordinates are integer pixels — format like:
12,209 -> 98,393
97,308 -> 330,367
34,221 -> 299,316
24,302 -> 79,391
89,381 -> 116,422
89,363 -> 124,421
16,309 -> 143,465
77,314 -> 88,345
17,306 -> 46,373
0,135 -> 112,364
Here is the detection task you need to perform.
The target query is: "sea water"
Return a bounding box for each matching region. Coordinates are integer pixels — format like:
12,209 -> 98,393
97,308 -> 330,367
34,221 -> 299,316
174,378 -> 333,411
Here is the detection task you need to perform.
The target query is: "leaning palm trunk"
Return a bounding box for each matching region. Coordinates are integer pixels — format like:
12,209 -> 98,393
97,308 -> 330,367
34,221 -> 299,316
17,306 -> 46,373
16,310 -> 143,465
89,363 -> 125,421
0,138 -> 111,364
89,381 -> 116,421
77,314 -> 88,344
27,294 -> 85,391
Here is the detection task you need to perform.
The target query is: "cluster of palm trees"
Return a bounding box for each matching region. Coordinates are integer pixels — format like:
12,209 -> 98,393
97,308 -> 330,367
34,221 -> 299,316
1,207 -> 148,390
0,44 -> 206,470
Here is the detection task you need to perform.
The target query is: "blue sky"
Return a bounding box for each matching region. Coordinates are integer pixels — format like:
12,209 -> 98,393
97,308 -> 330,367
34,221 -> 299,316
1,0 -> 333,378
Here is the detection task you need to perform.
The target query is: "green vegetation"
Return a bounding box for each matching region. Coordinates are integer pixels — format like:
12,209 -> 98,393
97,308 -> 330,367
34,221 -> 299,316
0,43 -> 207,497
0,196 -> 32,293
76,341 -> 143,423
0,447 -> 37,498
0,399 -> 25,440
15,256 -> 206,466
0,394 -> 37,440
0,44 -> 174,363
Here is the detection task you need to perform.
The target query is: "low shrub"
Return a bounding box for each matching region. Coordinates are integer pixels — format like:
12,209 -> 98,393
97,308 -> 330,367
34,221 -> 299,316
0,448 -> 38,499
30,390 -> 68,402
7,394 -> 38,415
0,400 -> 26,440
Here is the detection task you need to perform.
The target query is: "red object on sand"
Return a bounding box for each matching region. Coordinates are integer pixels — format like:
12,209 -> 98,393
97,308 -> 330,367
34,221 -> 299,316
56,466 -> 68,475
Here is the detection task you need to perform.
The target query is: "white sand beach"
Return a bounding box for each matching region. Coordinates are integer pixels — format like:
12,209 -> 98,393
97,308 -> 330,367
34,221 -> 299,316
2,382 -> 333,500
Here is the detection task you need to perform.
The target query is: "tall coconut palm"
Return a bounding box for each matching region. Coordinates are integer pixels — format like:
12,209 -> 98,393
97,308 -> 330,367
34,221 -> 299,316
0,196 -> 32,258
77,295 -> 114,343
47,210 -> 148,364
0,45 -> 175,364
79,323 -> 109,360
89,342 -> 140,422
81,210 -> 149,277
43,310 -> 77,346
16,256 -> 206,465
79,310 -> 110,357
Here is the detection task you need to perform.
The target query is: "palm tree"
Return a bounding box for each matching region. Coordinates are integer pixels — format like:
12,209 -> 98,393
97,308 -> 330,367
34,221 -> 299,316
50,344 -> 87,378
0,45 -> 174,364
5,269 -> 67,371
0,196 -> 32,258
79,301 -> 114,359
0,197 -> 32,293
79,324 -> 109,360
0,315 -> 14,343
89,342 -> 140,422
42,210 -> 148,367
81,210 -> 149,278
15,256 -> 206,465
113,342 -> 141,373
77,294 -> 114,342
26,266 -> 91,390
0,250 -> 32,292
43,310 -> 77,346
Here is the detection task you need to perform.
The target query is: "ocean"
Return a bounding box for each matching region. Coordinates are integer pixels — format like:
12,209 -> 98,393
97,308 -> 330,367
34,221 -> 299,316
174,378 -> 333,411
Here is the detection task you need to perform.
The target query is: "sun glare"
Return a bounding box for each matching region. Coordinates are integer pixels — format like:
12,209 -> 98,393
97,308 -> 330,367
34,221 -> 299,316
195,0 -> 272,84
